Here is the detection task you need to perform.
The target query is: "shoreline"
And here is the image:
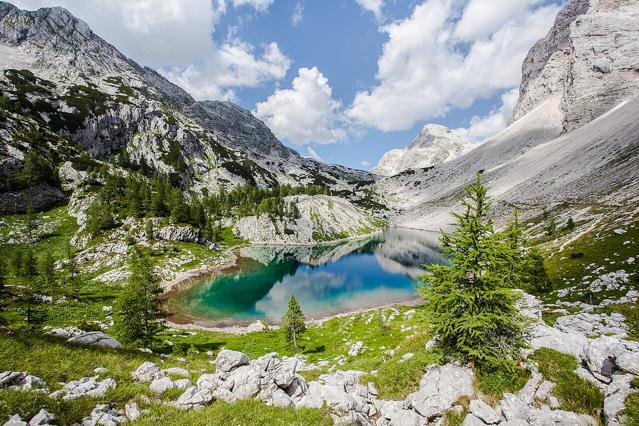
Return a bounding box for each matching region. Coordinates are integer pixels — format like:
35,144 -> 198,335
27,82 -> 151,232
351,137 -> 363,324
160,227 -> 429,334
165,298 -> 425,335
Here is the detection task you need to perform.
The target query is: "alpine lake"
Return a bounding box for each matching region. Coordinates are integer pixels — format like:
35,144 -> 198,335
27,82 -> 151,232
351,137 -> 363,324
167,228 -> 444,326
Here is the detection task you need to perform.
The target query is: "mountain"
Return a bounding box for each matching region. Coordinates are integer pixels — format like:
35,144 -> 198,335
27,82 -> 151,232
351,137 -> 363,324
377,0 -> 639,230
0,2 -> 373,213
371,124 -> 474,176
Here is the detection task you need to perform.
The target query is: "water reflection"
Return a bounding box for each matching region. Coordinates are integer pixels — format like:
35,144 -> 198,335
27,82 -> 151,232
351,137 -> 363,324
173,228 -> 443,323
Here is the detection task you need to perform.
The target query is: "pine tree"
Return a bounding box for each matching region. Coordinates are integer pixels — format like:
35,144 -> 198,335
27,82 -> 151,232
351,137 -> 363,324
113,250 -> 165,345
85,199 -> 115,237
546,217 -> 557,237
19,250 -> 47,327
282,294 -> 306,351
419,173 -> 523,366
62,247 -> 80,300
565,217 -> 575,231
0,258 -> 11,323
144,220 -> 154,241
526,247 -> 552,294
25,203 -> 36,239
37,252 -> 56,290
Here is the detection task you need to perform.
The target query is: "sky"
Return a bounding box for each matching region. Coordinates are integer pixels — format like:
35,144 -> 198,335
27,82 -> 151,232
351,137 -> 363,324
10,0 -> 564,170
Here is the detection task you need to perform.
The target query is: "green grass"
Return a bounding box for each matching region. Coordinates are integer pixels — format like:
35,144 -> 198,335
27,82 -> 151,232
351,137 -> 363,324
599,302 -> 639,341
530,348 -> 603,418
475,363 -> 530,403
622,392 -> 639,425
133,399 -> 332,426
543,219 -> 639,303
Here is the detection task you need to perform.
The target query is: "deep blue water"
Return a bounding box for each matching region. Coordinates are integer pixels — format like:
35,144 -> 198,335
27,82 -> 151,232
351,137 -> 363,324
171,228 -> 443,323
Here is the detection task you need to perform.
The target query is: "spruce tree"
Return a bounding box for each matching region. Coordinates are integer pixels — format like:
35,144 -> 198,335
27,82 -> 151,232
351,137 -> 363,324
282,294 -> 306,351
113,250 -> 165,346
19,250 -> 47,327
0,259 -> 10,324
37,252 -> 56,289
419,173 -> 523,366
25,203 -> 36,239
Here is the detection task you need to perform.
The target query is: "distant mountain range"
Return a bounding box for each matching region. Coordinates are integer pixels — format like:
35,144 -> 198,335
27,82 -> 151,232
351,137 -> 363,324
371,124 -> 474,177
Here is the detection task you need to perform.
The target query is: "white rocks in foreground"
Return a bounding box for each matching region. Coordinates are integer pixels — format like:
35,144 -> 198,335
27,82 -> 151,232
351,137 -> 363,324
406,364 -> 474,419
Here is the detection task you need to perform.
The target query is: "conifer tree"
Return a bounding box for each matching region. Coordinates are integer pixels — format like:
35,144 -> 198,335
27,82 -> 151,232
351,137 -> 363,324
25,203 -> 36,239
565,217 -> 575,231
18,249 -> 47,327
62,247 -> 80,299
37,252 -> 56,290
419,173 -> 523,366
0,259 -> 10,323
144,220 -> 154,241
282,294 -> 306,351
113,250 -> 164,345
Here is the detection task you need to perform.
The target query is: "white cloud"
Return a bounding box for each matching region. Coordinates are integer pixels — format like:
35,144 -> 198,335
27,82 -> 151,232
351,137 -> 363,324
291,1 -> 304,26
347,0 -> 559,132
452,88 -> 519,143
361,160 -> 371,167
306,147 -> 323,161
454,0 -> 541,41
255,67 -> 351,145
8,0 -> 286,101
356,0 -> 385,21
231,0 -> 274,12
162,41 -> 291,100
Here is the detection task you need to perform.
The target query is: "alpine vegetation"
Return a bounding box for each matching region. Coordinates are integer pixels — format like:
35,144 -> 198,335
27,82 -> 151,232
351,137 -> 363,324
419,174 -> 524,367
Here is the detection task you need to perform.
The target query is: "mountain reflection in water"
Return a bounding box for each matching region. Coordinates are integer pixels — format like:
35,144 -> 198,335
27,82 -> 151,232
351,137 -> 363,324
172,228 -> 444,323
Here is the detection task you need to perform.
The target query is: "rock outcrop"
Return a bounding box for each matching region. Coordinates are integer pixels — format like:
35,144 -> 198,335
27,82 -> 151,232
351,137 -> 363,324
67,332 -> 122,349
234,195 -> 383,244
512,0 -> 639,132
372,124 -> 474,176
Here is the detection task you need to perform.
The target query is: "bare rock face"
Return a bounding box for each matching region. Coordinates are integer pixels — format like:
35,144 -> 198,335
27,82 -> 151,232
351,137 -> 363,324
372,124 -> 474,176
0,183 -> 66,214
512,0 -> 639,131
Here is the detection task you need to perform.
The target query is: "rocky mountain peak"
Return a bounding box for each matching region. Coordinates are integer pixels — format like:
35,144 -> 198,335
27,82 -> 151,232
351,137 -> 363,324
511,0 -> 639,131
372,124 -> 474,176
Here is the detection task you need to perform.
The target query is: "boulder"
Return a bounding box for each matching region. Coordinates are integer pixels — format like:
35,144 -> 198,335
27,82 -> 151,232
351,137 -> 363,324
150,377 -> 175,394
215,349 -> 250,373
125,402 -> 141,421
581,335 -> 639,382
81,404 -> 127,426
0,372 -> 47,391
28,408 -> 55,425
603,374 -> 636,425
174,378 -> 193,390
555,312 -> 627,338
407,364 -> 474,419
176,386 -> 213,410
163,367 -> 189,377
462,414 -> 487,426
2,414 -> 26,426
469,399 -> 500,424
525,323 -> 588,358
67,332 -> 123,349
59,377 -> 116,400
132,362 -> 165,383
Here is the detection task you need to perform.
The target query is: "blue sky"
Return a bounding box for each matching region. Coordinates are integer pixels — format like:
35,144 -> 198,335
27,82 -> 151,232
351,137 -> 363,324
11,0 -> 564,169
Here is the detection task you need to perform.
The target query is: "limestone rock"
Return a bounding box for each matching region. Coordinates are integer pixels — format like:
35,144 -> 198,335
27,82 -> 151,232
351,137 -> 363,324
28,409 -> 55,426
406,364 -> 474,419
581,335 -> 639,382
81,404 -> 127,426
175,386 -> 213,410
215,349 -> 250,373
132,362 -> 165,383
150,377 -> 175,394
59,376 -> 116,400
0,372 -> 47,391
67,332 -> 122,349
125,402 -> 141,421
469,399 -> 500,424
555,312 -> 628,338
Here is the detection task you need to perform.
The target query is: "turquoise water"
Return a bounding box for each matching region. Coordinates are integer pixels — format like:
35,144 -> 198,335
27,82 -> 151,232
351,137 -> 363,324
171,228 -> 443,324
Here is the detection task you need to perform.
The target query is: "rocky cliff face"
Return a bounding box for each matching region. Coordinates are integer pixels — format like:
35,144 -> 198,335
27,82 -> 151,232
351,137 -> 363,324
378,0 -> 639,231
371,124 -> 474,176
0,2 -> 372,212
511,0 -> 639,132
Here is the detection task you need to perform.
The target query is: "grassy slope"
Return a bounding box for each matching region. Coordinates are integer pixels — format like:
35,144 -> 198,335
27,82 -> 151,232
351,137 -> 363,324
1,206 -> 638,424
